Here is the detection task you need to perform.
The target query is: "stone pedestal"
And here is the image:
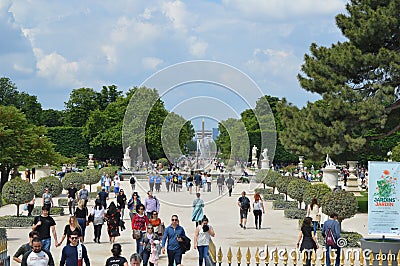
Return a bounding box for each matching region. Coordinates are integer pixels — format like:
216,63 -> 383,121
346,161 -> 359,192
123,157 -> 131,170
88,154 -> 95,169
261,159 -> 270,170
322,167 -> 339,189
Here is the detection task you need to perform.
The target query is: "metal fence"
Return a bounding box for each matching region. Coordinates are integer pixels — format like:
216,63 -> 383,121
208,241 -> 400,266
0,238 -> 10,266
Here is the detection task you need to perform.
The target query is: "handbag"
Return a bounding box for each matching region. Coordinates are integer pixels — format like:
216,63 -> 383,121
325,228 -> 336,247
132,229 -> 141,240
157,224 -> 165,236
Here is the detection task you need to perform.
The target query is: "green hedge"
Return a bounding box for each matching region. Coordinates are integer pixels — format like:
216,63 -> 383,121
0,228 -> 6,239
46,127 -> 89,157
33,176 -> 63,197
32,206 -> 64,216
284,208 -> 307,219
58,198 -> 68,206
263,193 -> 284,201
62,172 -> 84,190
254,188 -> 273,194
0,216 -> 34,227
272,199 -> 298,210
357,192 -> 368,213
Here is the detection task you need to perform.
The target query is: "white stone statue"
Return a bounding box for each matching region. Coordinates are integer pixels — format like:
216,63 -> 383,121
252,145 -> 258,160
261,148 -> 268,160
325,154 -> 336,167
124,146 -> 131,158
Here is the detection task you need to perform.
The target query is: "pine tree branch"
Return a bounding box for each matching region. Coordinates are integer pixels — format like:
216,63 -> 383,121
367,122 -> 400,141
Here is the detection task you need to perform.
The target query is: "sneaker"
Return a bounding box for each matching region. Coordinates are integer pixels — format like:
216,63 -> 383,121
243,226 -> 246,230
239,224 -> 243,228
255,226 -> 258,229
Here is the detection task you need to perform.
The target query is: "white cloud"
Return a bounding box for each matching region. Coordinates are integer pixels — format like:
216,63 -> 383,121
162,0 -> 192,32
188,36 -> 208,57
142,57 -> 163,70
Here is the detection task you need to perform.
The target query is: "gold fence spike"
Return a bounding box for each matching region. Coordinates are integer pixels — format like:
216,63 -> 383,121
246,247 -> 251,264
302,251 -> 307,266
378,249 -> 383,266
397,250 -> 400,265
217,247 -> 223,263
237,247 -> 242,263
283,248 -> 288,266
360,249 -> 365,266
320,250 -> 325,266
330,249 -> 335,266
369,251 -> 374,266
255,248 -> 260,265
311,250 -> 316,266
349,249 -> 355,266
265,246 -> 270,263
227,247 -> 233,264
291,249 -> 298,266
273,248 -> 279,265
388,249 -> 393,266
340,249 -> 345,266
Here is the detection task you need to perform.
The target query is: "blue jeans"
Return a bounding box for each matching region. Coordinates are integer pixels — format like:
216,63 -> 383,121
197,245 -> 209,266
167,248 -> 182,266
41,238 -> 51,251
326,245 -> 340,266
77,218 -> 86,239
136,232 -> 144,254
312,221 -> 318,235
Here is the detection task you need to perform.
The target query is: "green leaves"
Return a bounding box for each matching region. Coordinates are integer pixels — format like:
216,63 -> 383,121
2,177 -> 34,216
321,190 -> 358,225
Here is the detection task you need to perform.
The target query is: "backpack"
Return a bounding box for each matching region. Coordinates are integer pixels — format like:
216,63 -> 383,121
241,197 -> 250,209
325,227 -> 336,247
130,176 -> 136,184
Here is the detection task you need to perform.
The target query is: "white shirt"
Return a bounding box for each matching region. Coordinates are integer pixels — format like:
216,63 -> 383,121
24,250 -> 51,266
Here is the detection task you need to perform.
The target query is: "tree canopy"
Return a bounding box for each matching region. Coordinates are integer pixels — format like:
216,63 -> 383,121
278,0 -> 400,161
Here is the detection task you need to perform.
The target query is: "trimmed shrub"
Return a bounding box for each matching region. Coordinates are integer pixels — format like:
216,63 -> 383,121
100,167 -> 118,178
265,170 -> 281,193
58,198 -> 68,206
303,183 -> 331,206
287,179 -> 311,208
33,176 -> 63,197
321,190 -> 358,228
263,193 -> 284,201
2,177 -> 35,216
255,169 -> 269,187
273,199 -> 298,210
284,208 -> 307,219
82,169 -> 101,192
156,158 -> 169,168
0,216 -> 34,227
276,175 -> 295,201
62,172 -> 84,190
32,206 -> 64,216
254,188 -> 273,194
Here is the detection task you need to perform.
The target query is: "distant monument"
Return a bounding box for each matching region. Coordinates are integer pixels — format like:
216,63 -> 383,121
346,161 -> 360,193
88,154 -> 95,169
261,148 -> 269,169
322,154 -> 339,188
251,145 -> 258,169
123,146 -> 132,171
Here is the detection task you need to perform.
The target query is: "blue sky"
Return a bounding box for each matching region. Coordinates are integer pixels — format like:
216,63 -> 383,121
1,0 -> 347,129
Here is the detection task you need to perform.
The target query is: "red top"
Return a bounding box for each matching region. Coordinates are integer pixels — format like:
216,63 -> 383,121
131,213 -> 149,231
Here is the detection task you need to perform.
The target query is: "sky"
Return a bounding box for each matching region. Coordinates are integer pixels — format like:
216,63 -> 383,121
1,0 -> 348,130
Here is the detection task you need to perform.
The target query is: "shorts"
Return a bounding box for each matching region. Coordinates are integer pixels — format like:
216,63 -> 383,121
240,208 -> 249,219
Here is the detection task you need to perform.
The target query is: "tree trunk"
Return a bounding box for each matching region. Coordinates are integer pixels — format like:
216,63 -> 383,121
0,168 -> 10,194
17,204 -> 20,217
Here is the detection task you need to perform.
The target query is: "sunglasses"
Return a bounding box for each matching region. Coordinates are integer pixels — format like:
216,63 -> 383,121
171,218 -> 178,221
71,237 -> 78,240
147,227 -> 153,229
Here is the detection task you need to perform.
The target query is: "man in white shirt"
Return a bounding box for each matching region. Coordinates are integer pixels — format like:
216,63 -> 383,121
21,237 -> 55,266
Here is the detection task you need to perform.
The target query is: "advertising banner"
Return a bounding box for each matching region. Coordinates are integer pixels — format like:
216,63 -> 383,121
368,161 -> 400,235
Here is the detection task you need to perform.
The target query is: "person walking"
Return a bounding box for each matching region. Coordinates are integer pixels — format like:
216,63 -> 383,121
194,172 -> 202,193
165,173 -> 172,192
27,195 -> 35,217
106,202 -> 121,244
42,187 -> 54,211
193,215 -> 215,266
78,184 -> 89,208
57,216 -> 82,246
161,214 -> 187,266
216,175 -> 225,196
67,182 -> 78,216
307,198 -> 320,235
130,175 -> 137,192
105,174 -> 112,192
253,193 -> 265,229
117,189 -> 127,220
60,232 -> 90,266
105,243 -> 128,266
13,231 -> 39,263
75,199 -> 88,242
130,253 -> 142,266
192,193 -> 204,227
141,225 -> 159,266
149,211 -> 164,237
114,176 -> 121,197
206,174 -> 212,192
98,188 -> 109,209
131,203 -> 149,255
155,173 -> 162,193
21,237 -> 55,266
148,172 -> 156,192
226,174 -> 234,197
322,213 -> 341,266
92,199 -> 106,243
127,192 -> 141,221
144,191 -> 160,219
32,206 -> 59,251
237,191 -> 251,229
297,217 -> 319,266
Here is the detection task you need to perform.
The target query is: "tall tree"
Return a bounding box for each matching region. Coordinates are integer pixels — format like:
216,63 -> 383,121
0,106 -> 59,192
41,109 -> 64,127
64,88 -> 100,127
278,0 -> 400,160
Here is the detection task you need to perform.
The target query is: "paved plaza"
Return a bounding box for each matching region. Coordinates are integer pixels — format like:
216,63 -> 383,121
2,179 -> 369,265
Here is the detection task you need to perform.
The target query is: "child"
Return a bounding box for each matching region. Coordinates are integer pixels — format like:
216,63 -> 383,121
149,240 -> 160,265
